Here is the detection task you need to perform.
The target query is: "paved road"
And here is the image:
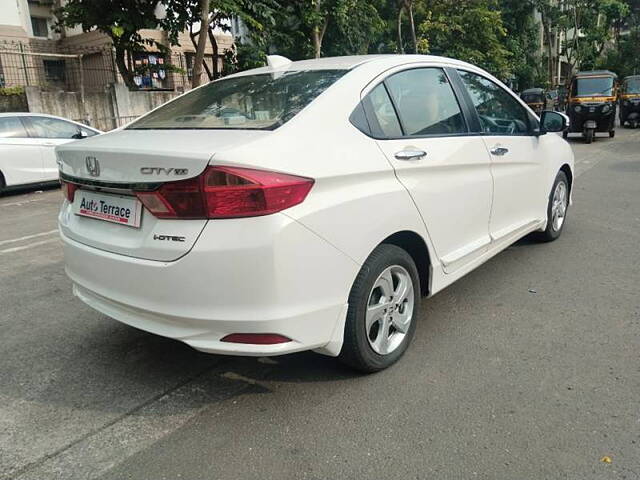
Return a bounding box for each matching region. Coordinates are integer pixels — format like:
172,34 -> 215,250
1,129 -> 639,480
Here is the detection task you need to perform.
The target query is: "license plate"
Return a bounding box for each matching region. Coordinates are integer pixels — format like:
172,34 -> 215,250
73,190 -> 143,228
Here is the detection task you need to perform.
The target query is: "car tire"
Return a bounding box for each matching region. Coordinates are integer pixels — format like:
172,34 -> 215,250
609,129 -> 615,138
585,129 -> 594,144
0,172 -> 5,196
339,244 -> 420,373
535,171 -> 569,243
562,130 -> 569,139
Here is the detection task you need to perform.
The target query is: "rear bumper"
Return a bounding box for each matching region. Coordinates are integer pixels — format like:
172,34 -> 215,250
60,214 -> 358,356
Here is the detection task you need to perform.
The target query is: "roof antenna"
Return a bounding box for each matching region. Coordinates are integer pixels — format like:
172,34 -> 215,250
266,55 -> 292,70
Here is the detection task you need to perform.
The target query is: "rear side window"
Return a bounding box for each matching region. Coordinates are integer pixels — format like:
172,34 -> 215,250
365,84 -> 403,137
385,68 -> 466,136
128,69 -> 347,131
26,116 -> 81,139
0,117 -> 28,138
458,70 -> 531,135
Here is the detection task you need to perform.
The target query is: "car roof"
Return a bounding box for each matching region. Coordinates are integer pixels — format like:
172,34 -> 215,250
522,88 -> 544,94
0,112 -> 101,132
229,54 -> 479,77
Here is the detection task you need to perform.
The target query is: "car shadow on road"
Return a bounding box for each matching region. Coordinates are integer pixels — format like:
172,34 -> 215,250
0,182 -> 60,199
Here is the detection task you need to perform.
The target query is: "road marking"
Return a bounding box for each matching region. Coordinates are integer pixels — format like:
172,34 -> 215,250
0,238 -> 58,254
0,230 -> 58,247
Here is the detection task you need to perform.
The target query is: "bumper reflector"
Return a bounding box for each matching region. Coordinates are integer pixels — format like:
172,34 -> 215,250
221,333 -> 292,345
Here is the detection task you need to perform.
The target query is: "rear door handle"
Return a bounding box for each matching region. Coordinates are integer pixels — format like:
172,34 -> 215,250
394,150 -> 427,160
490,147 -> 509,156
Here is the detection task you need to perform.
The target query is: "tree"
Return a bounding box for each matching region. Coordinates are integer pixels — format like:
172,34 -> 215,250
417,0 -> 512,79
56,0 -> 179,90
191,0 -> 209,87
501,0 -> 545,89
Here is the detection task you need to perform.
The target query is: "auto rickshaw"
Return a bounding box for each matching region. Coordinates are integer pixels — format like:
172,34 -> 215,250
619,75 -> 640,128
564,70 -> 618,144
520,88 -> 546,114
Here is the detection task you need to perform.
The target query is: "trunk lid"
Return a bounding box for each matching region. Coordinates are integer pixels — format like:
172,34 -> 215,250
57,129 -> 270,261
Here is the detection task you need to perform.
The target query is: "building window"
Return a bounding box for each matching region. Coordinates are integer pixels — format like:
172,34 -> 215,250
43,60 -> 66,82
31,17 -> 49,38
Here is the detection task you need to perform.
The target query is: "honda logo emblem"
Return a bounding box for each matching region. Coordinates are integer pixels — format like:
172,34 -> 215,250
85,156 -> 100,177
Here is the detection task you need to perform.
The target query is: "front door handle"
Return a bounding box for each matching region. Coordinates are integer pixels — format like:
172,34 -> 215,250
394,150 -> 427,160
490,147 -> 509,156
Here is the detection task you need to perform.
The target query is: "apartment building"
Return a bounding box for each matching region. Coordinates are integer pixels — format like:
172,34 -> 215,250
0,0 -> 234,92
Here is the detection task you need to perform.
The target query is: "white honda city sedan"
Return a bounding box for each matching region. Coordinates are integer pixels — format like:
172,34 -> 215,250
0,113 -> 100,193
57,55 -> 574,372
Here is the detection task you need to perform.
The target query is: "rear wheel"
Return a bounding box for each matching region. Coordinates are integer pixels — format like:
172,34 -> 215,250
535,171 -> 569,242
0,172 -> 5,196
339,244 -> 420,373
562,130 -> 569,139
609,129 -> 616,138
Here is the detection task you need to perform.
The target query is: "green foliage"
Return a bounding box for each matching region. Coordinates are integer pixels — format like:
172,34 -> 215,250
417,0 -> 512,79
500,0 -> 545,89
0,86 -> 25,96
56,0 -> 640,87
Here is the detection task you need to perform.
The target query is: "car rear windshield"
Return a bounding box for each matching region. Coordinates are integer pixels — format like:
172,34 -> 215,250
128,70 -> 347,130
573,76 -> 614,97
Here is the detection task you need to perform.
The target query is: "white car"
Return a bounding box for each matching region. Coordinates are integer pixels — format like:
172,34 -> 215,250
57,55 -> 574,372
0,113 -> 100,193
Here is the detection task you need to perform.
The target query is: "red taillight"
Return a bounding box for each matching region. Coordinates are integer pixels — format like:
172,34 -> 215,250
61,180 -> 78,202
135,166 -> 314,219
221,333 -> 292,345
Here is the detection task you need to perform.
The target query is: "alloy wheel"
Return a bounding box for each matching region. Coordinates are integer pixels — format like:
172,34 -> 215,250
365,265 -> 414,355
551,181 -> 568,231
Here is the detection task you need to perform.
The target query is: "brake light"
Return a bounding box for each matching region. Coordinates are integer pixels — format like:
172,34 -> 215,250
221,333 -> 292,345
61,180 -> 78,202
135,166 -> 314,219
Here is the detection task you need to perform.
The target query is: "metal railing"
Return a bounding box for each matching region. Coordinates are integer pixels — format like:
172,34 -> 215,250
0,41 -> 118,93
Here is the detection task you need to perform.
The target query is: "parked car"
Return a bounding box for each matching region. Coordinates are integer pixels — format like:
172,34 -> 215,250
57,55 -> 574,372
0,113 -> 101,193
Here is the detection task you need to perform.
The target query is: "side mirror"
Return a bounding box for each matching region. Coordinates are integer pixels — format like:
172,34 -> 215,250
71,128 -> 88,140
539,110 -> 569,135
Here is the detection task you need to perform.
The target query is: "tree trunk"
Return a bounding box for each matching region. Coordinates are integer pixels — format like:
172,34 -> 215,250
192,0 -> 209,88
189,25 -> 213,80
397,5 -> 404,54
207,27 -> 219,79
312,17 -> 328,58
540,9 -> 554,86
406,1 -> 417,53
114,45 -> 137,90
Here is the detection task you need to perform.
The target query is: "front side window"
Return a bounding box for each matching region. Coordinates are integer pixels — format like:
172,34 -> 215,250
572,76 -> 614,97
458,70 -> 530,135
128,70 -> 347,130
0,117 -> 28,138
27,117 -> 82,139
385,68 -> 466,136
